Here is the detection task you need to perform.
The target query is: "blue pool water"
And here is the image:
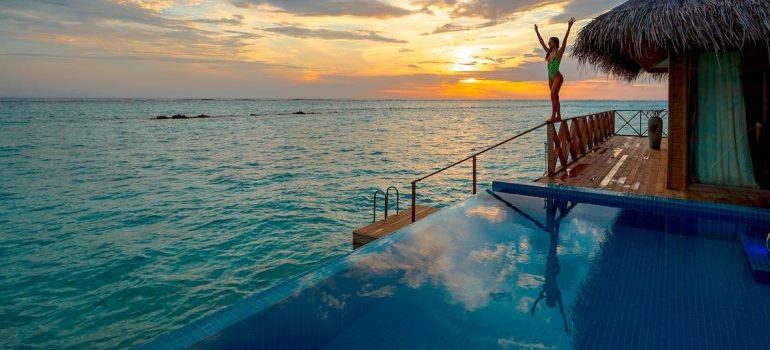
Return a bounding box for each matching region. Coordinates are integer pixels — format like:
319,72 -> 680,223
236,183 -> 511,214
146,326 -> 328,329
0,99 -> 666,348
145,182 -> 770,350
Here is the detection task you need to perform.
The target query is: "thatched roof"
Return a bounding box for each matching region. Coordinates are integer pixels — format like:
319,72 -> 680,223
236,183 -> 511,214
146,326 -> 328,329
572,0 -> 770,80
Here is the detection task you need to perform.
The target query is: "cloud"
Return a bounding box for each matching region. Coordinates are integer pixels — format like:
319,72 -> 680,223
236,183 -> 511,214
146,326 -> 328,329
0,1 -> 260,60
117,0 -> 174,11
552,0 -> 623,22
415,0 -> 559,19
262,26 -> 407,43
0,52 -> 296,67
0,0 -> 180,29
231,0 -> 412,18
225,30 -> 263,40
418,0 -> 564,35
414,0 -> 623,35
0,53 -> 305,99
423,20 -> 500,35
192,15 -> 244,25
474,55 -> 516,64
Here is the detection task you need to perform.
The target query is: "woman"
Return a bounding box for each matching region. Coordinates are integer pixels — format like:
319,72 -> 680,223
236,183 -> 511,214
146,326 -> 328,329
535,18 -> 575,123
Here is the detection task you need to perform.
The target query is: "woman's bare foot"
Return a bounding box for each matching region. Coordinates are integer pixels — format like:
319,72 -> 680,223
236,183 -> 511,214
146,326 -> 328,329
545,116 -> 561,123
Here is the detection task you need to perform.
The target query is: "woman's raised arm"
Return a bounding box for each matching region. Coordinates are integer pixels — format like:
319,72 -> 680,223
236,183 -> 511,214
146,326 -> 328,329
557,17 -> 576,58
534,24 -> 548,52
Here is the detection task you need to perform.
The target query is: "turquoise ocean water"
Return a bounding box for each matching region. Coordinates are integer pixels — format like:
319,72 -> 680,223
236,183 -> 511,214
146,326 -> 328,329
0,99 -> 664,349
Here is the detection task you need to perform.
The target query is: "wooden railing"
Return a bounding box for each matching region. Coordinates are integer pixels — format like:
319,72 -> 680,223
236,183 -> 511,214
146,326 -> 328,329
545,109 -> 667,176
546,111 -> 614,176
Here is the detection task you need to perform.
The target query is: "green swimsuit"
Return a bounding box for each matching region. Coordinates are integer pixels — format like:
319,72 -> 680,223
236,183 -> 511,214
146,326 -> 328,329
548,57 -> 561,80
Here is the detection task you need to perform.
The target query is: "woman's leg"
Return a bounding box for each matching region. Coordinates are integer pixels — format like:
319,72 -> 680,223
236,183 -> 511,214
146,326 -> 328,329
550,73 -> 564,122
548,78 -> 556,121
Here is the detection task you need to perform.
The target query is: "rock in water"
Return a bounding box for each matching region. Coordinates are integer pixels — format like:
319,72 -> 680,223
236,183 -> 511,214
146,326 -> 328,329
171,114 -> 187,119
195,114 -> 211,118
293,111 -> 306,115
156,116 -> 168,120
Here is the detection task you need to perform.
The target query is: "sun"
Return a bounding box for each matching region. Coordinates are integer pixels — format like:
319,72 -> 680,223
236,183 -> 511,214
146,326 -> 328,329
451,46 -> 481,72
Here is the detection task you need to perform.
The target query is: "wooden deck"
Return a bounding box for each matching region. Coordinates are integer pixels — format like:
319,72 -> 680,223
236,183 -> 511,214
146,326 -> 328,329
537,135 -> 770,207
353,205 -> 438,248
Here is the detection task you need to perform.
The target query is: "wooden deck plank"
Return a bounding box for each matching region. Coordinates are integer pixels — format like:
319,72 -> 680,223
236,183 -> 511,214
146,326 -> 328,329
618,139 -> 656,193
353,205 -> 438,248
537,135 -> 770,208
587,139 -> 628,188
544,138 -> 624,189
608,138 -> 646,190
613,141 -> 647,193
630,139 -> 654,193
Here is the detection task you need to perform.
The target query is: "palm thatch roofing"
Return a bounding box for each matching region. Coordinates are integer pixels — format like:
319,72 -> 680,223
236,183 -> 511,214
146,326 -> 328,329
572,0 -> 770,80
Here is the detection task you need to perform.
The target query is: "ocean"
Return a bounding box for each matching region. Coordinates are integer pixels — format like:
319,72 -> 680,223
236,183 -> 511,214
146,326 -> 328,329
0,99 -> 665,349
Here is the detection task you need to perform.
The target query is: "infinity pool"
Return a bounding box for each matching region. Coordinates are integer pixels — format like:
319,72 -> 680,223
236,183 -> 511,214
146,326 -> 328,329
143,182 -> 770,350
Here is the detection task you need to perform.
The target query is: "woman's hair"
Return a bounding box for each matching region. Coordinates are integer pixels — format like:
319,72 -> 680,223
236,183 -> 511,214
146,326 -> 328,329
546,36 -> 560,58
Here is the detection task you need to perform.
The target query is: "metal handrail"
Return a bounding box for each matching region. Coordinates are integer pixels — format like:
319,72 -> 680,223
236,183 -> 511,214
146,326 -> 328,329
410,120 -> 550,222
407,109 -> 667,222
385,186 -> 399,219
372,189 -> 385,223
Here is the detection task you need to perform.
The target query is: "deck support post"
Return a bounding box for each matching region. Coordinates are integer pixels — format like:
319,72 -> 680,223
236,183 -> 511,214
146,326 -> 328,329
411,182 -> 416,223
667,52 -> 691,190
546,123 -> 556,176
472,155 -> 477,194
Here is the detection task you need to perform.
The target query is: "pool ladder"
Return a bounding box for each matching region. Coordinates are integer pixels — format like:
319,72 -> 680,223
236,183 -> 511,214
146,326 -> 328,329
371,186 -> 400,223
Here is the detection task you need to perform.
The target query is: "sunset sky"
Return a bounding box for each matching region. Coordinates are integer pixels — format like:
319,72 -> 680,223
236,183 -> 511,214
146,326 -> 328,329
0,0 -> 666,99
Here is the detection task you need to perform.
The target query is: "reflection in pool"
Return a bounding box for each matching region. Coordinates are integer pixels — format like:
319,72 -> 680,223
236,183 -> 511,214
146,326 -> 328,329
144,186 -> 770,350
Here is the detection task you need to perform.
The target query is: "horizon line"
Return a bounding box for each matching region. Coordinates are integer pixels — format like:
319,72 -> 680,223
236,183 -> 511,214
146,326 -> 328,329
0,97 -> 668,102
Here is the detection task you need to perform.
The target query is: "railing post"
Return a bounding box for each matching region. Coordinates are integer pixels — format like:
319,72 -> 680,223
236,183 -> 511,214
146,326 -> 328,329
546,123 -> 556,176
639,111 -> 643,137
411,181 -> 416,223
472,155 -> 477,194
384,192 -> 389,220
612,110 -> 616,134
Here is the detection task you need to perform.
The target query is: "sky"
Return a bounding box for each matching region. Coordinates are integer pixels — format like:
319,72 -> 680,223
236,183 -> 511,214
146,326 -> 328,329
0,0 -> 666,99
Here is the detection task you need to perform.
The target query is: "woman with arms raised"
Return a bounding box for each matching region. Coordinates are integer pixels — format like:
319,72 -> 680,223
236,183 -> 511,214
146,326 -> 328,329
535,17 -> 575,123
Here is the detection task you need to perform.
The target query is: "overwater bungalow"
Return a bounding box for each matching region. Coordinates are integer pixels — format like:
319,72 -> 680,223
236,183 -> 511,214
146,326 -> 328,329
142,1 -> 770,349
538,0 -> 770,206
